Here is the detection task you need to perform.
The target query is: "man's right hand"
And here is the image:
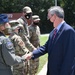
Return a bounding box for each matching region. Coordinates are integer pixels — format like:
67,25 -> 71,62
25,52 -> 33,60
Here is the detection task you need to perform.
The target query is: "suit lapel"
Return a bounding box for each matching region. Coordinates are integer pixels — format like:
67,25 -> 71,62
51,22 -> 65,45
49,30 -> 54,47
48,22 -> 66,54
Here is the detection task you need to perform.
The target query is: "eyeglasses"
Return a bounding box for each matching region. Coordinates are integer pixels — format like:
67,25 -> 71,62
47,14 -> 54,20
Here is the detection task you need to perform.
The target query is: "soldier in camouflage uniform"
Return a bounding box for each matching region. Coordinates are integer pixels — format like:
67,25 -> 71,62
17,6 -> 38,75
9,20 -> 30,75
29,15 -> 41,48
17,6 -> 33,38
28,15 -> 41,75
9,20 -> 37,75
18,22 -> 37,75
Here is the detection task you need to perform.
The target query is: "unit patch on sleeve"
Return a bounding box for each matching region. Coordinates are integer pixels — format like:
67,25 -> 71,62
6,41 -> 13,49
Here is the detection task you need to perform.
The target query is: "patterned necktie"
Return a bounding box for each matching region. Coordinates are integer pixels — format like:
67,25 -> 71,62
52,29 -> 57,41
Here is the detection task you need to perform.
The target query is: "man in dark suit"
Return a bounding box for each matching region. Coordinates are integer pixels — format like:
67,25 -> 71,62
25,6 -> 75,75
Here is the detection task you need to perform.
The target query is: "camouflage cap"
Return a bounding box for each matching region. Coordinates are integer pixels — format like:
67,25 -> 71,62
9,20 -> 23,30
23,6 -> 32,13
0,14 -> 9,25
32,15 -> 40,21
11,24 -> 23,30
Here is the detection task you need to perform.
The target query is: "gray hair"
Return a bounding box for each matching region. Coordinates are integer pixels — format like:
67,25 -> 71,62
48,6 -> 64,18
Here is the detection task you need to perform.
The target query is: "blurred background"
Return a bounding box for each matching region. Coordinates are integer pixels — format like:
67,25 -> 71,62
0,0 -> 75,34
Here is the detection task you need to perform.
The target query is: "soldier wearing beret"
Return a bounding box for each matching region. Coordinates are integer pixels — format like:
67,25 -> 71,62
0,14 -> 26,75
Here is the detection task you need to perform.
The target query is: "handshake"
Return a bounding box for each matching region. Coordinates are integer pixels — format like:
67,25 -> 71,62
22,52 -> 33,61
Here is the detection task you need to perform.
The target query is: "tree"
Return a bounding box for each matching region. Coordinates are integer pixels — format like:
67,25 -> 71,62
57,0 -> 75,27
0,0 -> 55,33
63,0 -> 75,26
1,0 -> 75,33
0,0 -> 24,13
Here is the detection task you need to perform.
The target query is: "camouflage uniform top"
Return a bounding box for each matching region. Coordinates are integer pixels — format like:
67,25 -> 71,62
9,19 -> 30,75
18,31 -> 36,52
17,16 -> 29,38
9,19 -> 36,52
9,33 -> 29,56
29,25 -> 40,48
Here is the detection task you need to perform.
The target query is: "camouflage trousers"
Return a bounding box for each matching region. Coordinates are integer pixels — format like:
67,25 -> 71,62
27,58 -> 39,75
13,58 -> 39,75
13,62 -> 27,75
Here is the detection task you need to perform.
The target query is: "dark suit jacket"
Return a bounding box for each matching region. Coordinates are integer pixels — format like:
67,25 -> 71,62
32,22 -> 75,75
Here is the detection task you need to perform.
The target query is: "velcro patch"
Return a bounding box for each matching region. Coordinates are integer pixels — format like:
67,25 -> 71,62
6,42 -> 13,49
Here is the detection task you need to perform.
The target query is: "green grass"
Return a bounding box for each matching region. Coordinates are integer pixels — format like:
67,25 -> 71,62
40,35 -> 49,45
36,35 -> 49,74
